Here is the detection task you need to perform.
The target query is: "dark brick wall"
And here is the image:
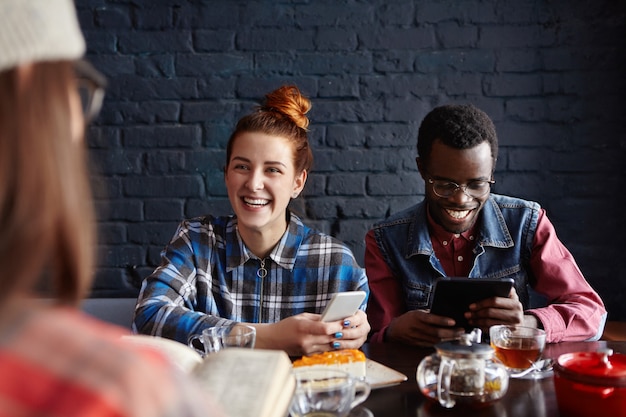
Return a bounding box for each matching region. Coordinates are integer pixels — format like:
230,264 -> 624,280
76,1 -> 626,320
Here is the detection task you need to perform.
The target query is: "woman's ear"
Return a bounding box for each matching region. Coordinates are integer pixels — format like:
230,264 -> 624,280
293,169 -> 307,197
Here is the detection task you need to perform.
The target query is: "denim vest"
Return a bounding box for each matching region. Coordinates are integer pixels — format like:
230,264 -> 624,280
371,194 -> 540,311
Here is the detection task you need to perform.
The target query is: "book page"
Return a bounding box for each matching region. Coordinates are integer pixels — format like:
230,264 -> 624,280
120,334 -> 203,373
192,348 -> 294,417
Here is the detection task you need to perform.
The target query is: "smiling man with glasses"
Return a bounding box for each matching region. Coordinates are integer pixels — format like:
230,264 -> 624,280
365,104 -> 606,347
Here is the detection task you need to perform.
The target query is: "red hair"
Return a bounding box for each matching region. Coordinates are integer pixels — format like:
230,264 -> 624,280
226,85 -> 313,173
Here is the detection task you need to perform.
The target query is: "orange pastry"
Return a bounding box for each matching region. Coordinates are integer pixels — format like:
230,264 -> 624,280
292,349 -> 367,379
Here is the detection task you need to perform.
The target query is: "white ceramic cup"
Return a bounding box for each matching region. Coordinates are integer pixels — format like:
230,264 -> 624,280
289,368 -> 371,417
188,324 -> 256,356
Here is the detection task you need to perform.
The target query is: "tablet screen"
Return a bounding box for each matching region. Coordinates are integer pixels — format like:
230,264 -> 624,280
429,278 -> 514,331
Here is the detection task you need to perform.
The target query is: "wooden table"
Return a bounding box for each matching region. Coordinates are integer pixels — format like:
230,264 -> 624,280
359,340 -> 626,416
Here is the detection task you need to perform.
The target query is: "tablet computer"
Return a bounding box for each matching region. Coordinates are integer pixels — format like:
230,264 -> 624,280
429,277 -> 514,331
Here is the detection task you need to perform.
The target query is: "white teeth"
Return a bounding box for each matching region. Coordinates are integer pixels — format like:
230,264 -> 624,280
446,209 -> 470,219
243,197 -> 269,206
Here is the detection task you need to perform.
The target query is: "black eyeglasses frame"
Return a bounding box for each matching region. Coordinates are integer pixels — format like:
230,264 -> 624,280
74,60 -> 107,123
425,174 -> 495,199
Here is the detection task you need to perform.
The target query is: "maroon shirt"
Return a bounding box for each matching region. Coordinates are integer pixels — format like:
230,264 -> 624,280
427,208 -> 476,277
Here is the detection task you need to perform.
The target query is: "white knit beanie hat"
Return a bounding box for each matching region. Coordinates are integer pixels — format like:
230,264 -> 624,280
0,0 -> 85,73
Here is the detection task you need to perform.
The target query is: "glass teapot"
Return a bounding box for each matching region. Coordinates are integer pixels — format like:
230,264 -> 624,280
416,329 -> 509,408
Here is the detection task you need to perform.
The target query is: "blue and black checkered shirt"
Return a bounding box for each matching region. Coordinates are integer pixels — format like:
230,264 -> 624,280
133,212 -> 369,344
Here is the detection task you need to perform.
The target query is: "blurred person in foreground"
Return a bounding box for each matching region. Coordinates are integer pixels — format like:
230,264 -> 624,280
133,85 -> 370,356
0,1 -> 223,415
365,104 -> 606,346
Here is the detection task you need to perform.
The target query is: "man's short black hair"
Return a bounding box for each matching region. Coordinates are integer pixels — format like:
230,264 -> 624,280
417,104 -> 498,168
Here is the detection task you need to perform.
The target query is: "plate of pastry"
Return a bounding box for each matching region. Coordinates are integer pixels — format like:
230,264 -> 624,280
292,349 -> 408,389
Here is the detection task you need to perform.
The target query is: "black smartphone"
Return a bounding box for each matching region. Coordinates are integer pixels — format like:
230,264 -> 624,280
429,277 -> 514,331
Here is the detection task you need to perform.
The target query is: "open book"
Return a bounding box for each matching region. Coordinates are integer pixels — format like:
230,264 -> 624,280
121,335 -> 295,417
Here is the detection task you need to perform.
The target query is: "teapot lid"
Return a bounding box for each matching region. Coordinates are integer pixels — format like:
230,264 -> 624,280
555,349 -> 626,387
435,332 -> 494,359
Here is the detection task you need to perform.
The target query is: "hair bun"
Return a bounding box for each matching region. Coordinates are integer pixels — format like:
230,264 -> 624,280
262,85 -> 311,130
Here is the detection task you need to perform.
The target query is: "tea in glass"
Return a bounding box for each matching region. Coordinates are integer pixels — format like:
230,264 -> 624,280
489,325 -> 546,372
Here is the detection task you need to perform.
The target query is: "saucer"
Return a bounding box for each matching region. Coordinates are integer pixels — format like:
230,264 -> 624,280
511,368 -> 554,380
509,358 -> 554,380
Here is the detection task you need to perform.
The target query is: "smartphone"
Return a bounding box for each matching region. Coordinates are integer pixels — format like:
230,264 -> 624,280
320,291 -> 367,322
430,278 -> 514,331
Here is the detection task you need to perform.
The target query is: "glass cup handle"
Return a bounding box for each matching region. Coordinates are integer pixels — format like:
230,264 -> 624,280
187,334 -> 206,357
351,380 -> 371,409
437,358 -> 456,408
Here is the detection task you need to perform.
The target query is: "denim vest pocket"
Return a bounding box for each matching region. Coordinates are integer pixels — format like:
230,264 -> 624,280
404,280 -> 432,310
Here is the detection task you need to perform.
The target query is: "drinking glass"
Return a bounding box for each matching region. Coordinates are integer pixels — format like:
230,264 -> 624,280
188,324 -> 256,357
289,368 -> 371,417
489,325 -> 547,378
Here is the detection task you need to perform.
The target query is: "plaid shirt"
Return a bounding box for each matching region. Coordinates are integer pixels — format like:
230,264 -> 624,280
133,212 -> 369,344
0,307 -> 220,417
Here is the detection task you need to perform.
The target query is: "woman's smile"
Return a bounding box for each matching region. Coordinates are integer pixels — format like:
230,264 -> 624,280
225,132 -> 306,238
242,197 -> 271,208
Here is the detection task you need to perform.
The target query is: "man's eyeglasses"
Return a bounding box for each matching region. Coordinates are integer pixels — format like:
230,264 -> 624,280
74,60 -> 107,123
427,177 -> 495,198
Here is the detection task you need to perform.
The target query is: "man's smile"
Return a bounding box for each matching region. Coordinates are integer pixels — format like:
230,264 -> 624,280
445,208 -> 472,219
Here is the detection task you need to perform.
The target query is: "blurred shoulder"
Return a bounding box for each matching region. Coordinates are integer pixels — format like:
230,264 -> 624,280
3,307 -> 221,417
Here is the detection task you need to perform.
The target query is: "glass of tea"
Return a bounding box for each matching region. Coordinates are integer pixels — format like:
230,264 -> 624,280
489,325 -> 546,377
